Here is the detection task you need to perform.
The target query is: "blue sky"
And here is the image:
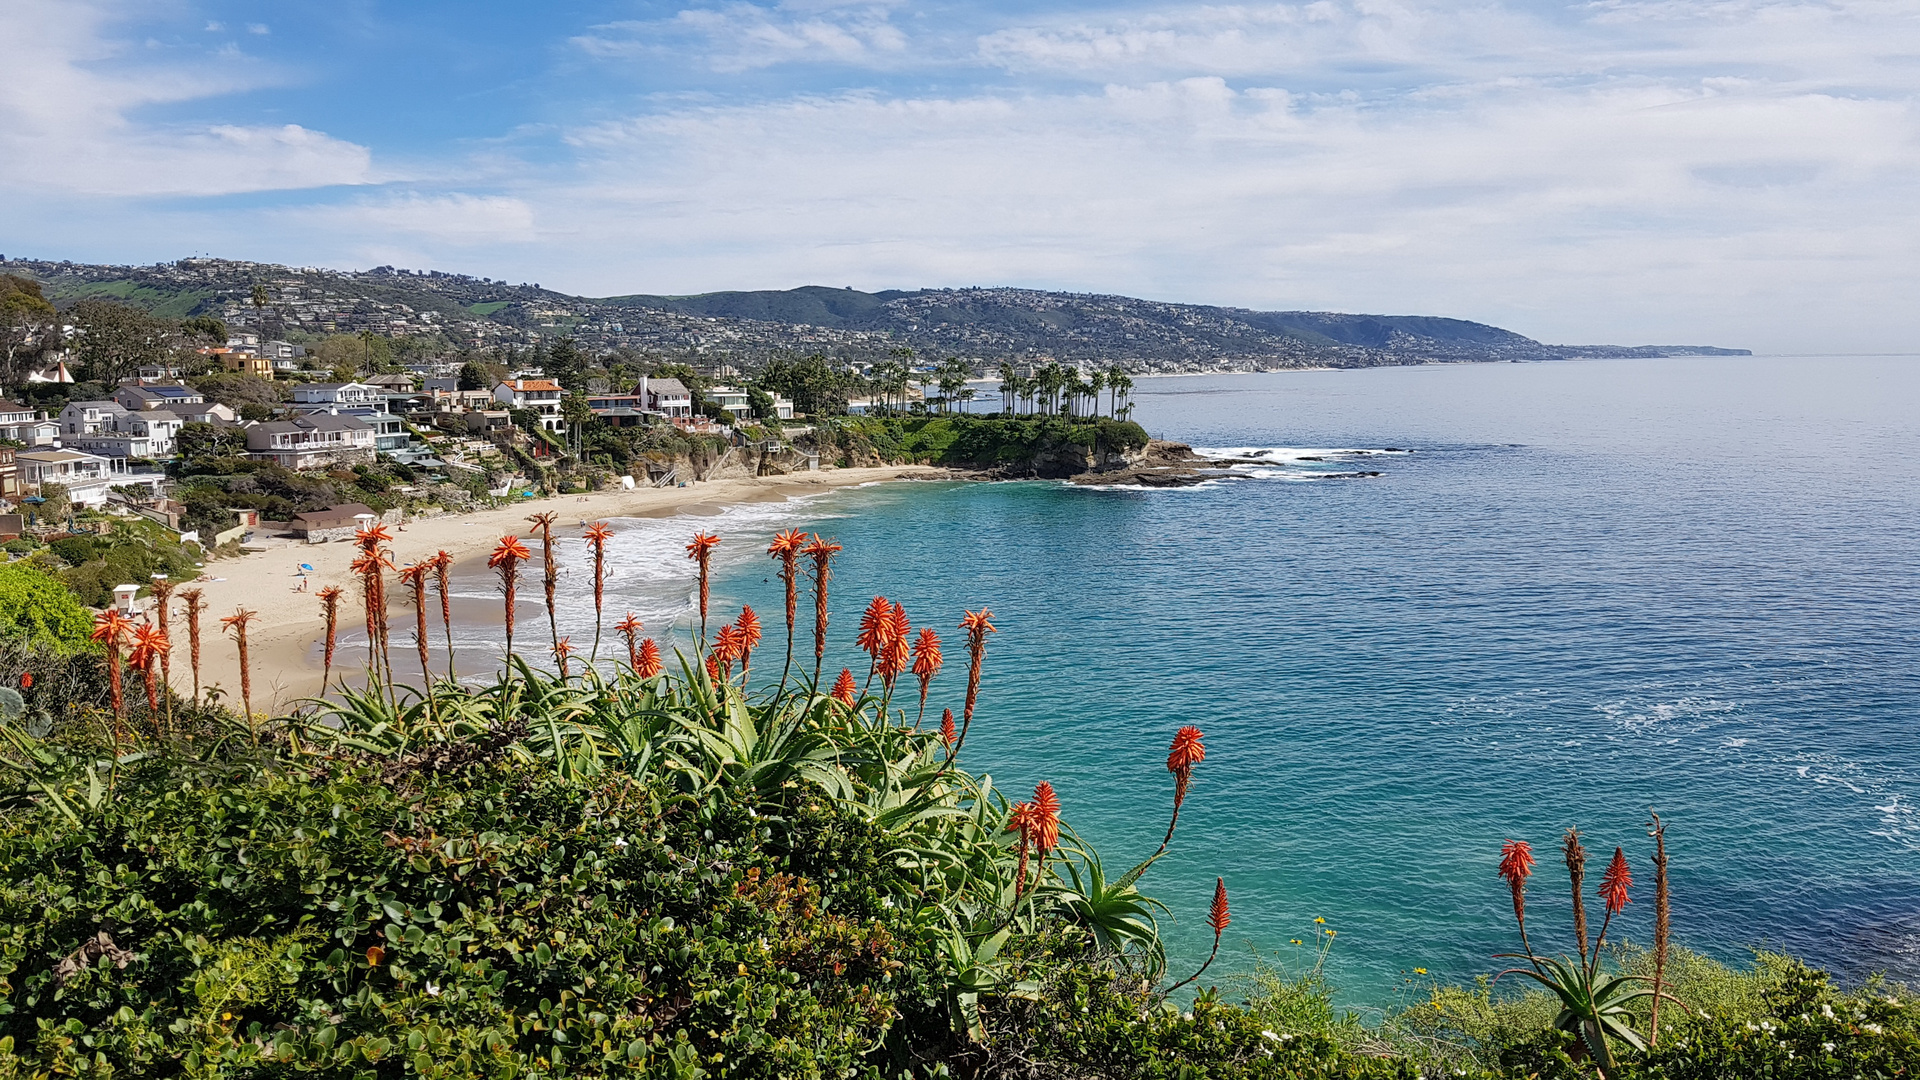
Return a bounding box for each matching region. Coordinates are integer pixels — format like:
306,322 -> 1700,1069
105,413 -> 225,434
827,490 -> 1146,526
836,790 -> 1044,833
3,0 -> 1918,351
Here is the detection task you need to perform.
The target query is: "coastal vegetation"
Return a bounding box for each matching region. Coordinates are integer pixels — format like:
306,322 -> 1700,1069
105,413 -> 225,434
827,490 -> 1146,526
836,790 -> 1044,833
0,520 -> 1913,1078
803,415 -> 1150,473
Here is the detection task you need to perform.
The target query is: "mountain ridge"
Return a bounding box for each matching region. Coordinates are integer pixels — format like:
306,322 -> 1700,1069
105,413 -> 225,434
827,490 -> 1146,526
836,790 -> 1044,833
1,256 -> 1749,371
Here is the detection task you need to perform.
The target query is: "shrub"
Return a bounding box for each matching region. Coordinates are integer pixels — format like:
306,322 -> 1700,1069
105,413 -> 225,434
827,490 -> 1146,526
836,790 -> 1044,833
0,561 -> 94,649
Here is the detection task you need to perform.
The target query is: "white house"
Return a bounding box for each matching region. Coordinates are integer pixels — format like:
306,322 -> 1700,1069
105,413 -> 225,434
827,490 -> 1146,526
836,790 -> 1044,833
493,379 -> 566,432
292,382 -> 384,410
636,376 -> 693,419
0,400 -> 57,447
15,449 -> 157,507
245,413 -> 376,469
59,401 -> 182,457
707,385 -> 752,422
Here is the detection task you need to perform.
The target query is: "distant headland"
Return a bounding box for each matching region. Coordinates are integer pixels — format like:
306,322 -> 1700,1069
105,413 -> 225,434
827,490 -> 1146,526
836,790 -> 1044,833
0,255 -> 1748,375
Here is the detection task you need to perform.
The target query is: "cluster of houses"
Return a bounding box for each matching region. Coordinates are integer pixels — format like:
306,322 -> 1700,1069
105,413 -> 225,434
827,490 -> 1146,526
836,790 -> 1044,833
0,366 -> 793,510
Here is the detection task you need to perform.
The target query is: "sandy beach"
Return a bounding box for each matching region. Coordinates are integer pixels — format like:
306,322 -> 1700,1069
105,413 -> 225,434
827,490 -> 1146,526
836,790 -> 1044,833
174,466 -> 946,714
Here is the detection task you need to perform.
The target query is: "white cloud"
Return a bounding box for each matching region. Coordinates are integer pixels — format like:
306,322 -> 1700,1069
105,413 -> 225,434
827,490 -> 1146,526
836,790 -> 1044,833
0,0 -> 371,197
294,193 -> 539,246
575,1 -> 910,72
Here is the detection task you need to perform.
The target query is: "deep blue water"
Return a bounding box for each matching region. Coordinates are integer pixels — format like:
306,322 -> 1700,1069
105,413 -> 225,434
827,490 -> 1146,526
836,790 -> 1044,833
521,355 -> 1920,1005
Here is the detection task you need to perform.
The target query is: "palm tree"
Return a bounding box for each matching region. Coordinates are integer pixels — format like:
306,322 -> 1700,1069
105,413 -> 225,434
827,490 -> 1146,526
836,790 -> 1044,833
999,363 -> 1017,414
1088,369 -> 1107,419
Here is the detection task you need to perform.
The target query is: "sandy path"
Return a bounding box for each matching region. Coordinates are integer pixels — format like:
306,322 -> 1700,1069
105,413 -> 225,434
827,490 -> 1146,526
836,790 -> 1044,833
168,466 -> 946,714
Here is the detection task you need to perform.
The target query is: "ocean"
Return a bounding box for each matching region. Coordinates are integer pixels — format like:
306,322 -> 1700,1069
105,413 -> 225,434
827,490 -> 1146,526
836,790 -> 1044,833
454,354 -> 1920,1007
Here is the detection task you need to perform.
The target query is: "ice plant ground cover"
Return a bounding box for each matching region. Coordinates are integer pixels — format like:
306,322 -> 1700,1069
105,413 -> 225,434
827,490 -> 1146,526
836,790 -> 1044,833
0,524 -> 1915,1077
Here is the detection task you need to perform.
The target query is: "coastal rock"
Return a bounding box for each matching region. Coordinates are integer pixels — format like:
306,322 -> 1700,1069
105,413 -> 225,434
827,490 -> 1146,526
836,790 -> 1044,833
1065,440 -> 1221,487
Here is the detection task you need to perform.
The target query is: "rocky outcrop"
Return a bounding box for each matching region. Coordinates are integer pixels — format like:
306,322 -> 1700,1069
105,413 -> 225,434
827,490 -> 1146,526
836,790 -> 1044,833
1065,440 -> 1223,487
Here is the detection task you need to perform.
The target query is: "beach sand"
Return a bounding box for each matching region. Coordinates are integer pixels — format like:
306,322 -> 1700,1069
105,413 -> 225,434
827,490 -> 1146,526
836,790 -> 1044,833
173,466 -> 945,714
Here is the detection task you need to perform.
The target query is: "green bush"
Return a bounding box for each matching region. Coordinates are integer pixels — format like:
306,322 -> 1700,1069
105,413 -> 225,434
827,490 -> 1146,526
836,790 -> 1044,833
0,561 -> 94,649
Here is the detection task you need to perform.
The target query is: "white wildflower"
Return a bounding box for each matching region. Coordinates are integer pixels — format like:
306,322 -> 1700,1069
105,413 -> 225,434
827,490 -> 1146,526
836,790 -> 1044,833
1822,1003 -> 1835,1019
426,982 -> 441,997
1864,1023 -> 1884,1035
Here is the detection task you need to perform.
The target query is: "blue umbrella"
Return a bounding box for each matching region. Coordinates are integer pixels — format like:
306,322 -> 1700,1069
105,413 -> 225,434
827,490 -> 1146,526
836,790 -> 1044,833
299,563 -> 315,572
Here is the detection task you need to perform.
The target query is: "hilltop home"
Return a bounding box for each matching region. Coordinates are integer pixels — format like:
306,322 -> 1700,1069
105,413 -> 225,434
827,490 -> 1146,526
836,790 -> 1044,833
245,413 -> 375,469
493,379 -> 566,432
635,376 -> 692,419
14,449 -> 158,507
0,447 -> 17,499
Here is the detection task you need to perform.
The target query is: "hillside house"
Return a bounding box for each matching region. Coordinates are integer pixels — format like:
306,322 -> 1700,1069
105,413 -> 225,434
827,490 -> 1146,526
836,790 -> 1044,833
0,400 -> 57,447
245,413 -> 375,469
60,401 -> 183,457
493,379 -> 566,432
15,449 -> 157,507
292,382 -> 383,410
113,384 -> 205,412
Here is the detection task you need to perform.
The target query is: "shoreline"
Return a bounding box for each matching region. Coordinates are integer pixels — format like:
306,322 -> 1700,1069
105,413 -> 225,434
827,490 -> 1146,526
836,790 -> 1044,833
176,465 -> 949,713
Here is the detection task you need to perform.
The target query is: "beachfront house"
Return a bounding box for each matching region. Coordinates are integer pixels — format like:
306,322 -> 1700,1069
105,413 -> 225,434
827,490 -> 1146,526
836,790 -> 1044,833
707,385 -> 752,422
245,413 -> 376,469
586,393 -> 647,428
15,449 -> 158,507
636,376 -> 693,419
493,379 -> 566,433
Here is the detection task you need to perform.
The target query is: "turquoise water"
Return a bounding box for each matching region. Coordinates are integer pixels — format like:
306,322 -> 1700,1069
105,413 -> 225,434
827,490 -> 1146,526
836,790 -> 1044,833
501,355 -> 1920,1006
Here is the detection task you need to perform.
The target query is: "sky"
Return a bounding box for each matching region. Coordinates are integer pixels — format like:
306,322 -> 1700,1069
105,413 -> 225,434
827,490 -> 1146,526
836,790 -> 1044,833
2,0 -> 1917,352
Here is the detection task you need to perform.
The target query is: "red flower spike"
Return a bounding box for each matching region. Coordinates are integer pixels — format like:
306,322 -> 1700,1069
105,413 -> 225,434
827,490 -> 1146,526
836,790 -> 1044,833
1499,839 -> 1536,889
940,708 -> 957,746
856,596 -> 894,660
1028,782 -> 1061,855
637,638 -> 663,679
1208,877 -> 1230,934
18,672 -> 31,690
1599,846 -> 1633,914
830,668 -> 857,705
911,628 -> 942,681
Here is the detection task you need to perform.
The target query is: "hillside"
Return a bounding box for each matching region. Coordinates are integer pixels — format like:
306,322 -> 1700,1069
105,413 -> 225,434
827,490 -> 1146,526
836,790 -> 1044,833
1,256 -> 1748,372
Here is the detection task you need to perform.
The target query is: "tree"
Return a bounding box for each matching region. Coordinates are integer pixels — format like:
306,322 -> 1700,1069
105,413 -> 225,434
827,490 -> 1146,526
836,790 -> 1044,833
312,333 -> 392,377
1,275 -> 58,385
69,299 -> 176,384
174,421 -> 248,468
458,359 -> 493,391
546,336 -> 585,392
181,315 -> 228,345
36,482 -> 71,527
748,387 -> 777,421
758,354 -> 845,417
